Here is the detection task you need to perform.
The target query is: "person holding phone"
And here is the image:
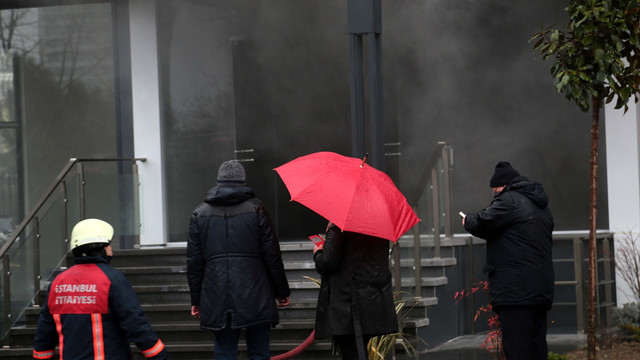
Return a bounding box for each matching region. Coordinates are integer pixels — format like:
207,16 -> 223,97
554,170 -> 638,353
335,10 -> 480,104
462,161 -> 554,360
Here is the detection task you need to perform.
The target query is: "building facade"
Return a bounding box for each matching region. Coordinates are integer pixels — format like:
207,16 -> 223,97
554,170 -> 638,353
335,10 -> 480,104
0,0 -> 638,305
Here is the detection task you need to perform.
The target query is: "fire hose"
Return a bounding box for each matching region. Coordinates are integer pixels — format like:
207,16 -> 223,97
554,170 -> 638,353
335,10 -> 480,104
271,330 -> 315,360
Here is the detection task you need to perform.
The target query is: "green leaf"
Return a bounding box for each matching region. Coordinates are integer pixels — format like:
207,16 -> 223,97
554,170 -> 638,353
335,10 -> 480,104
533,0 -> 640,114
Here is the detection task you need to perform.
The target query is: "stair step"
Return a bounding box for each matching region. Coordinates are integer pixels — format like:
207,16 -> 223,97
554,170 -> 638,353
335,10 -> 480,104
398,276 -> 448,287
0,340 -> 335,360
118,266 -> 187,285
4,241 -> 460,359
147,340 -> 334,360
131,284 -> 191,304
396,257 -> 457,267
110,248 -> 187,267
0,347 -> 32,360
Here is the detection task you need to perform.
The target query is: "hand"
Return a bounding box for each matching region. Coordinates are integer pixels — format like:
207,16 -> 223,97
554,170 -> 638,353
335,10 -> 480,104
191,305 -> 200,318
325,221 -> 333,232
461,215 -> 466,226
277,297 -> 290,308
313,243 -> 324,253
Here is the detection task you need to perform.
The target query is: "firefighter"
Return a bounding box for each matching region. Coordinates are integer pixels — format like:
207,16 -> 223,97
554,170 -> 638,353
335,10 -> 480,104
33,218 -> 169,359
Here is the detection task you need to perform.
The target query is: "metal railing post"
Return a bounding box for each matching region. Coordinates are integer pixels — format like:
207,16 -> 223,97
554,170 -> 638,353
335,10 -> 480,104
573,237 -> 585,333
33,217 -> 41,306
2,254 -> 10,346
602,236 -> 613,328
392,243 -> 401,295
78,162 -> 85,220
441,145 -> 453,238
62,181 -> 69,265
466,236 -> 475,334
431,167 -> 441,258
412,205 -> 422,297
133,162 -> 141,249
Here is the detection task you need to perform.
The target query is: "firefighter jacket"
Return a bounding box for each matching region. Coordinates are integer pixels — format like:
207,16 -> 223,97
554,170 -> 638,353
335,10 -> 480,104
33,255 -> 169,360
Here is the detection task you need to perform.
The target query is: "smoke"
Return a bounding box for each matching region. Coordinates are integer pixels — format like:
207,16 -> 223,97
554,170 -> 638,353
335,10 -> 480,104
383,0 -> 604,231
159,0 -> 606,240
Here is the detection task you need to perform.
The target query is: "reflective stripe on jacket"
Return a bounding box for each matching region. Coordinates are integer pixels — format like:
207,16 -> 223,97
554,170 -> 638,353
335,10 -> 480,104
33,256 -> 169,359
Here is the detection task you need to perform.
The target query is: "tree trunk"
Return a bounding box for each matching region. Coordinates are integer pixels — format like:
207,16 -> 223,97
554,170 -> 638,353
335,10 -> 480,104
587,96 -> 599,360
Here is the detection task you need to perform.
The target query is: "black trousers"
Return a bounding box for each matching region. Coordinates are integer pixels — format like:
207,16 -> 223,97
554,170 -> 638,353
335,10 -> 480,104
495,305 -> 548,360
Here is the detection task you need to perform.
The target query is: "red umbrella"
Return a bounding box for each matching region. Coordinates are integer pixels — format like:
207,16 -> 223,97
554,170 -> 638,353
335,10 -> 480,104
274,151 -> 420,242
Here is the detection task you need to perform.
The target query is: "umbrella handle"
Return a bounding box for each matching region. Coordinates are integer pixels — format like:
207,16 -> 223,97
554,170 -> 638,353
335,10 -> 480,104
360,153 -> 369,168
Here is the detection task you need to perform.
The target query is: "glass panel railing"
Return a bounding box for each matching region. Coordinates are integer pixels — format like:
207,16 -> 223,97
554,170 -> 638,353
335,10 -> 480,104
81,162 -> 141,250
416,176 -> 435,237
0,158 -> 145,344
392,143 -> 453,299
64,175 -> 81,247
37,193 -> 69,283
1,254 -> 7,340
549,232 -> 616,333
7,222 -> 37,328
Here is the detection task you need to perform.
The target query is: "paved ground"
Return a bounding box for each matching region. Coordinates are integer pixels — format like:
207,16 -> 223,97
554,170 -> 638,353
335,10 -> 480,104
421,333 -> 587,359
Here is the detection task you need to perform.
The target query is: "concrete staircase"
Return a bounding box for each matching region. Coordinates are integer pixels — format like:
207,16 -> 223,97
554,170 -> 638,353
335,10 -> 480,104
0,239 -> 458,360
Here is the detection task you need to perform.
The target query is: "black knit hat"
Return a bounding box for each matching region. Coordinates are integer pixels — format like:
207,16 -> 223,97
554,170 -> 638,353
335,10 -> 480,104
489,161 -> 520,187
217,160 -> 246,186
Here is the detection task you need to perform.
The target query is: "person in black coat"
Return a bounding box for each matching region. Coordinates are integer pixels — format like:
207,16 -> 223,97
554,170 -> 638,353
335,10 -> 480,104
313,222 -> 398,360
187,160 -> 290,360
462,161 -> 554,360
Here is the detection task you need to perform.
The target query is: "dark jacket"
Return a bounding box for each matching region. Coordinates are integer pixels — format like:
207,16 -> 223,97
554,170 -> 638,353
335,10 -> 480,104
313,224 -> 398,339
463,177 -> 555,309
187,185 -> 290,331
33,256 -> 168,360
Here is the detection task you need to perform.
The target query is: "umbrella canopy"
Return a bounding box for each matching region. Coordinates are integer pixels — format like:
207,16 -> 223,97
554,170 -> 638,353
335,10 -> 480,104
274,151 -> 420,242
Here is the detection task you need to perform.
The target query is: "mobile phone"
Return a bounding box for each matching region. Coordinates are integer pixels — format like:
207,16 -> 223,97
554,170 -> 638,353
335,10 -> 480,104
458,211 -> 466,217
308,234 -> 325,246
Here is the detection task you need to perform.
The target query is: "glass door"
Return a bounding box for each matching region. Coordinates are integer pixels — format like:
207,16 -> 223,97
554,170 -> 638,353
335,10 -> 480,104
0,3 -> 118,242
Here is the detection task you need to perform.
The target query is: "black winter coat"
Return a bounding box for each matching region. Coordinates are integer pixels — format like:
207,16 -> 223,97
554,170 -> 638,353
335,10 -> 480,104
187,185 -> 290,331
313,225 -> 398,339
463,177 -> 555,309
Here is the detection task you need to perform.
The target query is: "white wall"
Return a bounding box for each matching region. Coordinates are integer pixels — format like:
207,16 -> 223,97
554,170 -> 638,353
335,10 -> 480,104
129,0 -> 166,246
605,101 -> 640,305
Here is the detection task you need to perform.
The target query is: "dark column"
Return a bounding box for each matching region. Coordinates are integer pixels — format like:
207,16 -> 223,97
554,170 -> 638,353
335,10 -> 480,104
348,0 -> 384,170
112,0 -> 136,249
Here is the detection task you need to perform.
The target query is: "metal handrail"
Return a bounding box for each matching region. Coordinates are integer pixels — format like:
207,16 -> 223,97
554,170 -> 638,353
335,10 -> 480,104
459,232 -> 615,335
408,141 -> 451,207
551,233 -> 616,333
392,142 -> 453,298
0,157 -> 146,344
0,158 -> 146,259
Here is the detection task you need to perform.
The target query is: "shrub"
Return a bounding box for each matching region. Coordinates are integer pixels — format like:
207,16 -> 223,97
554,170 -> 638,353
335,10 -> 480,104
612,302 -> 640,327
612,302 -> 640,342
547,352 -> 567,360
455,280 -> 505,360
614,231 -> 640,301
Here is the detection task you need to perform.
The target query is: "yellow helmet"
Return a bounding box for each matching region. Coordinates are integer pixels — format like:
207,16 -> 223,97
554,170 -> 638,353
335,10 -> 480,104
70,218 -> 114,251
